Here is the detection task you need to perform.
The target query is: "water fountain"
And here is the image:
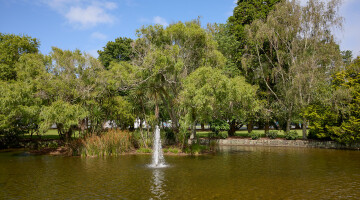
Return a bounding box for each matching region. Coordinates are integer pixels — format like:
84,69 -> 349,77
149,125 -> 167,168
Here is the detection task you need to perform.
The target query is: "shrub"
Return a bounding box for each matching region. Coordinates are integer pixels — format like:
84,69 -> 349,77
285,131 -> 298,140
218,132 -> 228,139
210,120 -> 230,135
0,132 -> 20,149
249,131 -> 260,140
266,130 -> 278,139
81,130 -> 133,156
164,127 -> 176,145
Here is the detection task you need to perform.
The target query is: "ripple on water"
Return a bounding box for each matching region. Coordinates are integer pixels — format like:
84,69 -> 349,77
0,147 -> 359,199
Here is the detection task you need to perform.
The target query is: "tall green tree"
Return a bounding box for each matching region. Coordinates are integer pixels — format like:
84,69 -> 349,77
180,67 -> 258,139
227,0 -> 281,69
306,57 -> 360,144
98,37 -> 133,69
112,20 -> 226,141
0,33 -> 39,81
244,0 -> 343,136
0,34 -> 43,141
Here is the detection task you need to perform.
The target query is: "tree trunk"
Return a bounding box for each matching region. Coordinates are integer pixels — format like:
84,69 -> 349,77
65,127 -> 72,143
160,92 -> 179,136
247,120 -> 253,133
188,109 -> 196,145
139,118 -> 147,148
228,119 -> 236,136
286,118 -> 291,133
201,123 -> 205,131
155,96 -> 159,124
302,118 -> 307,139
264,121 -> 269,134
79,119 -> 86,138
188,120 -> 197,145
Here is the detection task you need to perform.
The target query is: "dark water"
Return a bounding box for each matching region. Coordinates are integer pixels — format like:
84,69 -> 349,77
1,146 -> 359,200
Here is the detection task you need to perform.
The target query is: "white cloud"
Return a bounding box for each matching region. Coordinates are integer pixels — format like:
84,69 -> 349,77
41,0 -> 117,29
153,16 -> 168,27
91,32 -> 107,40
66,5 -> 114,28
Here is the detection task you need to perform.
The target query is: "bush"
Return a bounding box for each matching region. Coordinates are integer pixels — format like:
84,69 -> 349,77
218,131 -> 228,139
285,131 -> 298,140
164,128 -> 176,145
249,131 -> 260,140
210,119 -> 230,135
0,132 -> 20,149
266,130 -> 278,139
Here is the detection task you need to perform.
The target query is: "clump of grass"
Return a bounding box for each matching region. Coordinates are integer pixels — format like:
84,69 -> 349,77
167,147 -> 181,154
184,143 -> 208,155
81,130 -> 133,157
136,147 -> 152,153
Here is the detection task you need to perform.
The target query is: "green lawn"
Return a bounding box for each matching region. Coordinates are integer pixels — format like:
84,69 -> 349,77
196,129 -> 304,139
21,129 -> 80,140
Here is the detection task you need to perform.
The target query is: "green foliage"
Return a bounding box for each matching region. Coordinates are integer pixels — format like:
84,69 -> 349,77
266,130 -> 278,139
244,0 -> 343,134
218,132 -> 229,139
180,66 -> 258,134
226,0 -> 281,66
0,132 -> 20,149
103,96 -> 135,129
0,33 -> 40,81
284,131 -> 298,140
210,120 -> 230,135
305,57 -> 360,144
98,37 -> 133,69
39,100 -> 87,137
249,131 -> 260,140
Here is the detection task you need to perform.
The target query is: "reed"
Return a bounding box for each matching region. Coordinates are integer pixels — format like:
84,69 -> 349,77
81,130 -> 133,156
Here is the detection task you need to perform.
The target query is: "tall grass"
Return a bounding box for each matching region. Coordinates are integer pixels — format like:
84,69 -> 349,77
81,130 -> 133,157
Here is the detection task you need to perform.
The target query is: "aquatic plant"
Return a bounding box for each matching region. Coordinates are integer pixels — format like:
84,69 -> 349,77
81,130 -> 133,156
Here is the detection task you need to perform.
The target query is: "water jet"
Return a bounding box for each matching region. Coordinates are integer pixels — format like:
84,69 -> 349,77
149,125 -> 167,168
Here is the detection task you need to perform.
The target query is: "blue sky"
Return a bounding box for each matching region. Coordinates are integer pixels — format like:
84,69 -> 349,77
0,0 -> 359,58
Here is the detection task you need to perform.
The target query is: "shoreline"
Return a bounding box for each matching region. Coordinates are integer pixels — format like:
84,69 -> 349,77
200,138 -> 360,150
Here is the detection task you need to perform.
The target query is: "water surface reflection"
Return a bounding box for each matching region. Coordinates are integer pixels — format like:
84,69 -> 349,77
150,169 -> 166,199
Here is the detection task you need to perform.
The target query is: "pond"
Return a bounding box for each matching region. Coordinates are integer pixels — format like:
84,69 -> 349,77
1,146 -> 359,199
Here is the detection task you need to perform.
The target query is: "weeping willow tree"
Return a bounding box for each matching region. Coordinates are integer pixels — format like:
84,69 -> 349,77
243,0 -> 343,138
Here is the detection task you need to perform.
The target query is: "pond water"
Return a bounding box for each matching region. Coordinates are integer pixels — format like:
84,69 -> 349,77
1,146 -> 359,199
